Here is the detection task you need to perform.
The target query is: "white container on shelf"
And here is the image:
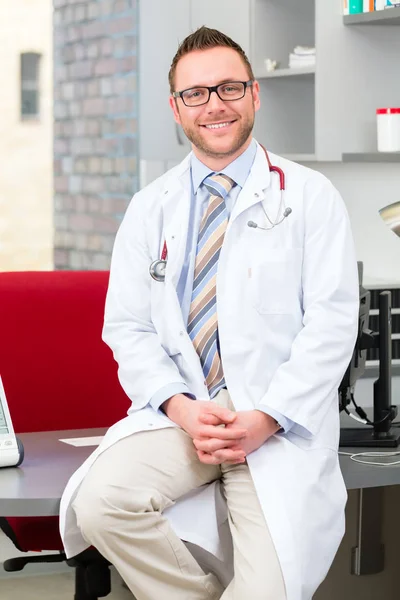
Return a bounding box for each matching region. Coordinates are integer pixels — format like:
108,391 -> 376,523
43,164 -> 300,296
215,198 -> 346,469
376,108 -> 400,152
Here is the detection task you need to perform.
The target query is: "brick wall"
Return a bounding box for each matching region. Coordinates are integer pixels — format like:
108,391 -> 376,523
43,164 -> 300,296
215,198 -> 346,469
53,0 -> 138,269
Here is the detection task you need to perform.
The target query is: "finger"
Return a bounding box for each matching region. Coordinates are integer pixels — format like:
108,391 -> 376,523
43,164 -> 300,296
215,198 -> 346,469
199,425 -> 247,441
196,449 -> 246,465
197,450 -> 223,465
213,448 -> 246,462
193,438 -> 237,452
207,407 -> 237,424
199,414 -> 223,426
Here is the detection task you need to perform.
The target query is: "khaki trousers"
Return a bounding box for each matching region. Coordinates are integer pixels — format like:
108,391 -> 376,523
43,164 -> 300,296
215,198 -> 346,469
72,390 -> 286,600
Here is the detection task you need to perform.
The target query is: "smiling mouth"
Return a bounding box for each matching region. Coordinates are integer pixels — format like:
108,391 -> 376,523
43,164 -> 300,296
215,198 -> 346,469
201,120 -> 236,130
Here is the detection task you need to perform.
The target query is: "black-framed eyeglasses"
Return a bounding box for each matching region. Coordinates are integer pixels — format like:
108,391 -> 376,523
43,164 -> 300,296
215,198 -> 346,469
172,80 -> 253,107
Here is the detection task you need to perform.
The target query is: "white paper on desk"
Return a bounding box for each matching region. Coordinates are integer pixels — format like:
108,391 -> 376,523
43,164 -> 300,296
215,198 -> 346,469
59,436 -> 104,447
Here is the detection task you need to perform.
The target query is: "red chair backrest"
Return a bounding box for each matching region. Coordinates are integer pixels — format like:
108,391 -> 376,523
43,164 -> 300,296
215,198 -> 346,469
0,271 -> 129,433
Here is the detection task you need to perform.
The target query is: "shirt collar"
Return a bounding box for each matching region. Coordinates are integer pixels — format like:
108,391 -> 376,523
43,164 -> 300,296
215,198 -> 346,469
190,138 -> 257,194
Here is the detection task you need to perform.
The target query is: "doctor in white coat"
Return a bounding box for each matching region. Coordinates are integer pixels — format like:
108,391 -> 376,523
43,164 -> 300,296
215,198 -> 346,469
59,26 -> 359,600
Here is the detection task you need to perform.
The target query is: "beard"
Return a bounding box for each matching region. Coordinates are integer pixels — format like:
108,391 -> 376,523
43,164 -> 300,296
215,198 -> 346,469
180,111 -> 255,159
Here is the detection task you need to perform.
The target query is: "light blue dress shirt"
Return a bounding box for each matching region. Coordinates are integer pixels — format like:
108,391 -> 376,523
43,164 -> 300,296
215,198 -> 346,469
149,139 -> 293,433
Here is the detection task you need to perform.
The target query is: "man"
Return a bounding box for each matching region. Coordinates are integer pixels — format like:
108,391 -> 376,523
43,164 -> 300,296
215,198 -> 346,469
60,27 -> 359,600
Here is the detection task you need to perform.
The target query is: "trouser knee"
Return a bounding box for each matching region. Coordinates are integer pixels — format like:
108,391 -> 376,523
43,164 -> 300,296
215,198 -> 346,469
73,482 -> 166,542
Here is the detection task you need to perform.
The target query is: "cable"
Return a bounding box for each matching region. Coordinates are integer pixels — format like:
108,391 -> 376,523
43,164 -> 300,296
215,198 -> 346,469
341,392 -> 400,465
343,392 -> 392,428
343,407 -> 368,425
339,450 -> 400,467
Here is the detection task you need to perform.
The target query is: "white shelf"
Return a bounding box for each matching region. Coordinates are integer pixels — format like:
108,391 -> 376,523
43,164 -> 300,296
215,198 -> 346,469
255,66 -> 315,79
344,7 -> 400,26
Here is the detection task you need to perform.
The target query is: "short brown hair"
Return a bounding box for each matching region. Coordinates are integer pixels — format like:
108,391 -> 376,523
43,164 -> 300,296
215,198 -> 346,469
168,26 -> 255,93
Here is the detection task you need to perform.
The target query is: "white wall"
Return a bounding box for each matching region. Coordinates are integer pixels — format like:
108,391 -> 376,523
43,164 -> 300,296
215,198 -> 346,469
308,161 -> 400,286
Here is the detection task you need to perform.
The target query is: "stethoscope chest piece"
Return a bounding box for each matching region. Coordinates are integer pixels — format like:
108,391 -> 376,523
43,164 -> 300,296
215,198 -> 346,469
149,259 -> 167,282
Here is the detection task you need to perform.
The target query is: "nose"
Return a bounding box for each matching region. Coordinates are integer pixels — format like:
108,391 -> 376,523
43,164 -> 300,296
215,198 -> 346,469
206,89 -> 227,112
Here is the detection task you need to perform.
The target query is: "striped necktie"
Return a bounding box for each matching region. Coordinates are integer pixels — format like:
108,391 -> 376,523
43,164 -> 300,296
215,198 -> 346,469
187,173 -> 235,397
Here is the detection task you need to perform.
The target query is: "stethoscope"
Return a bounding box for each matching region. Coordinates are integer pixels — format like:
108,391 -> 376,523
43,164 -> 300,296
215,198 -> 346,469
149,145 -> 292,282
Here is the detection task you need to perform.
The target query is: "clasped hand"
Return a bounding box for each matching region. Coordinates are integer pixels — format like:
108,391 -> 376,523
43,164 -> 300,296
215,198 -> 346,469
164,396 -> 279,465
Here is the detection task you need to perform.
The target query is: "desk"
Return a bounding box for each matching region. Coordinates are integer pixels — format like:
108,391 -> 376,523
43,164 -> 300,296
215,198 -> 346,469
0,428 -> 399,575
0,429 -> 106,517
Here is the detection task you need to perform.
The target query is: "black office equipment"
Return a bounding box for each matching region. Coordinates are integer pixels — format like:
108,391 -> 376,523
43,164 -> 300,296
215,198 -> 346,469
339,264 -> 400,448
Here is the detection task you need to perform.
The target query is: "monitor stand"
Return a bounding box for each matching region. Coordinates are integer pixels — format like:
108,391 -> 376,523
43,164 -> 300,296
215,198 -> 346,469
340,425 -> 400,448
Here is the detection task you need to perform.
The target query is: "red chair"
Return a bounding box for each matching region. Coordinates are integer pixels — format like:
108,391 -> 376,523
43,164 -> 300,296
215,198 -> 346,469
0,271 -> 130,599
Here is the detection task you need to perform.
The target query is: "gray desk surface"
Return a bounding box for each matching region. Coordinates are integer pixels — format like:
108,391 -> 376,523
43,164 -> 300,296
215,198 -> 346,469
1,428 -> 400,517
0,429 -> 106,517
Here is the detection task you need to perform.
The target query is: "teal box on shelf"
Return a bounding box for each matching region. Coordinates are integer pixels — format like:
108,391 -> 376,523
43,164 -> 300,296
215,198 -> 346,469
349,0 -> 364,11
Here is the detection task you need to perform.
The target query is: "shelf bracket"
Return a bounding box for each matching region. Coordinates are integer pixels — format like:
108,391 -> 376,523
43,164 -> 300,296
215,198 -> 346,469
351,487 -> 385,576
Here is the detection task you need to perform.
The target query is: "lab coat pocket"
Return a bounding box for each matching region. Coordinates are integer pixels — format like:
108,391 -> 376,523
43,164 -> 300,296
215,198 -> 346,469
250,248 -> 302,315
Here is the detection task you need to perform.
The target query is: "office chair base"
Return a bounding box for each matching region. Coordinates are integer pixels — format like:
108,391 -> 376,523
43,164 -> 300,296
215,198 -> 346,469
74,565 -> 97,600
3,553 -> 66,572
68,549 -> 111,599
74,562 -> 111,600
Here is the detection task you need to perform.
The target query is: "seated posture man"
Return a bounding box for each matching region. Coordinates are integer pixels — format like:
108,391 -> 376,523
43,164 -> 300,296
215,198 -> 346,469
60,27 -> 359,600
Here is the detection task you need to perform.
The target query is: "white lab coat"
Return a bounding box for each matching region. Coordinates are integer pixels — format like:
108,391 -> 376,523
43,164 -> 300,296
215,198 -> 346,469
59,142 -> 359,600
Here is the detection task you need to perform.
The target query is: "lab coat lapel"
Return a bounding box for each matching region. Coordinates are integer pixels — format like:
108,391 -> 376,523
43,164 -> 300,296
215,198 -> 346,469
161,156 -> 192,288
229,142 -> 272,225
161,155 -> 208,395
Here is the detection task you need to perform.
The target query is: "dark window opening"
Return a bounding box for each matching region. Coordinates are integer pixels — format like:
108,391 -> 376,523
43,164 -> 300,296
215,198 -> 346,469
21,52 -> 41,119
